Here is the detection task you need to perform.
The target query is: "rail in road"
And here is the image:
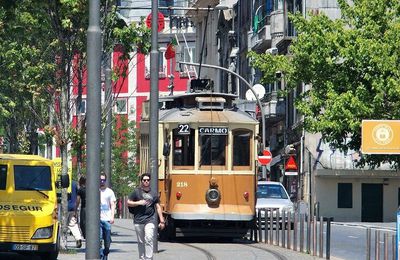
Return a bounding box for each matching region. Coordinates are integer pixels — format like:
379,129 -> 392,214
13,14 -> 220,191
0,219 -> 322,260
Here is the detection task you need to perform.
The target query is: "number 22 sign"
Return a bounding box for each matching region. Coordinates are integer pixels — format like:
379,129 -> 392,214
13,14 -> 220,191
178,124 -> 190,135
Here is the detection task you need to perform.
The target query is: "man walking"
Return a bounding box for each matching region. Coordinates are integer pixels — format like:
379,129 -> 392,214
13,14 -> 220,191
127,173 -> 165,260
100,174 -> 116,260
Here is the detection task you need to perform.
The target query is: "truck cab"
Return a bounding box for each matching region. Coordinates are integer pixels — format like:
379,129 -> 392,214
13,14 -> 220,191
0,154 -> 68,259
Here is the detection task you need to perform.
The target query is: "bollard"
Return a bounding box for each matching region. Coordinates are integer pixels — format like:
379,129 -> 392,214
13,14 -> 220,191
276,210 -> 280,246
307,213 -> 311,253
319,216 -> 324,258
269,208 -> 273,244
287,211 -> 291,249
300,213 -> 304,253
282,210 -> 286,248
326,217 -> 332,260
392,234 -> 395,260
293,212 -> 298,251
258,209 -> 262,242
264,209 -> 268,244
384,233 -> 388,260
313,216 -> 317,256
366,228 -> 371,260
376,230 -> 380,260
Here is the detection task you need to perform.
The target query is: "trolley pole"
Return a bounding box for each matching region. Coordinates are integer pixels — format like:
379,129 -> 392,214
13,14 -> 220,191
150,0 -> 160,253
86,0 -> 101,258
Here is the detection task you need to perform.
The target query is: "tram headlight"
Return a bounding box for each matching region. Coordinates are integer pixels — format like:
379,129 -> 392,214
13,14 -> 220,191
206,188 -> 220,204
176,191 -> 182,200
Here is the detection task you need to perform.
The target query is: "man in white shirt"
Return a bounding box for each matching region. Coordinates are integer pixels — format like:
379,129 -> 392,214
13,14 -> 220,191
100,174 -> 116,260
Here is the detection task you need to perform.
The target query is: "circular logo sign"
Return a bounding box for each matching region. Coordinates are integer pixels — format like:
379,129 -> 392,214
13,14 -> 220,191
372,124 -> 393,145
145,12 -> 165,32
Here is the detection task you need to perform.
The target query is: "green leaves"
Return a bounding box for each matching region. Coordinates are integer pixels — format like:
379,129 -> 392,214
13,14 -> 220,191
251,0 -> 400,168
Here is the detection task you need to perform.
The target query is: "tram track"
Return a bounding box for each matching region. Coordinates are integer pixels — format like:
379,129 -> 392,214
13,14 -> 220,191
181,243 -> 217,260
114,223 -> 287,260
242,243 -> 288,260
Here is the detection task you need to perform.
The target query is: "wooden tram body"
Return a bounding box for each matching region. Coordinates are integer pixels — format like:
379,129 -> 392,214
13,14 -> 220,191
139,90 -> 259,239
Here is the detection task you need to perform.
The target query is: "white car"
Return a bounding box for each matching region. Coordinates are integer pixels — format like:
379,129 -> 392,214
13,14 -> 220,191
255,181 -> 295,227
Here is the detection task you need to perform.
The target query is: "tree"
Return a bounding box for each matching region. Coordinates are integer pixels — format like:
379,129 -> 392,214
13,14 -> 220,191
0,0 -> 151,249
250,0 -> 400,169
110,116 -> 139,198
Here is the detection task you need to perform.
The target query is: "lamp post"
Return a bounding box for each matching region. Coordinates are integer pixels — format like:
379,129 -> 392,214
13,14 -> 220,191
86,0 -> 101,258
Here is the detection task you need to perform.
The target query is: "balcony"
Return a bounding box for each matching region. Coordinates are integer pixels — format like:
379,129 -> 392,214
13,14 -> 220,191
270,10 -> 295,51
249,15 -> 272,53
262,91 -> 285,124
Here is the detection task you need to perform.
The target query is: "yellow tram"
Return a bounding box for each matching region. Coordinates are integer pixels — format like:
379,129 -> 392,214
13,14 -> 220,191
139,87 -> 259,239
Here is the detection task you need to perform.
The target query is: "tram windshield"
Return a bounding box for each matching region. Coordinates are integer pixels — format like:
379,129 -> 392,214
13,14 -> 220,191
233,130 -> 251,166
172,128 -> 195,167
200,135 -> 226,166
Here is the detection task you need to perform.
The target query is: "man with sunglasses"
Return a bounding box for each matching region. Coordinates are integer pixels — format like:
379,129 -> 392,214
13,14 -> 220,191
99,174 -> 116,260
127,173 -> 165,260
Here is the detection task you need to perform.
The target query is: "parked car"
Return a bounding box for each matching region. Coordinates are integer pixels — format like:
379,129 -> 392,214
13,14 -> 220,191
255,181 -> 294,228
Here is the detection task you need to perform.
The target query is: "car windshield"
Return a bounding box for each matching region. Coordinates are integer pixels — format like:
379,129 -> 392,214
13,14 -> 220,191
256,184 -> 288,199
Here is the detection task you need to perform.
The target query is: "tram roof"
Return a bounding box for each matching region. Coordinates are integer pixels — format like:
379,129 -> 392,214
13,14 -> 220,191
159,91 -> 238,102
159,107 -> 258,125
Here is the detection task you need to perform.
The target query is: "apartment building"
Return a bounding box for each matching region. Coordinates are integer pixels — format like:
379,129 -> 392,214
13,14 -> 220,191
189,0 -> 400,222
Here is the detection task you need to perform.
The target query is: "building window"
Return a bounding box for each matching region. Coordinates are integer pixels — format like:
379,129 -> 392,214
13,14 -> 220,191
338,183 -> 353,208
398,188 -> 400,206
115,99 -> 127,114
144,52 -> 166,79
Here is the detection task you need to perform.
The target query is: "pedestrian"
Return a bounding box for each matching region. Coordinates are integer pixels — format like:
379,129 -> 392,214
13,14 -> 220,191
75,175 -> 86,239
68,180 -> 84,248
127,173 -> 165,260
100,173 -> 116,260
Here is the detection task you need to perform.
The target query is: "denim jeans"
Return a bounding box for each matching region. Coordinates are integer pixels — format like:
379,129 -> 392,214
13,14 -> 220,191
100,220 -> 112,258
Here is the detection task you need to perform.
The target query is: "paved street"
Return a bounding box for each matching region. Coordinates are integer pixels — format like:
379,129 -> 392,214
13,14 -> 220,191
58,218 -> 325,260
1,219 -> 394,259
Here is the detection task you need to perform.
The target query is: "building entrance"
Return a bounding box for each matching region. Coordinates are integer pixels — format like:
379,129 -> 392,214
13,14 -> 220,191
361,183 -> 383,222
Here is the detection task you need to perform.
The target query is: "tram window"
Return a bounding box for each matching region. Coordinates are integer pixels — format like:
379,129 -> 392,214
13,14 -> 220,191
172,128 -> 194,167
200,135 -> 226,166
0,165 -> 6,190
233,130 -> 251,167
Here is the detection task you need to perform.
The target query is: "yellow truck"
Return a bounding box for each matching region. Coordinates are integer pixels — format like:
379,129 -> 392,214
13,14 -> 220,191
0,154 -> 68,259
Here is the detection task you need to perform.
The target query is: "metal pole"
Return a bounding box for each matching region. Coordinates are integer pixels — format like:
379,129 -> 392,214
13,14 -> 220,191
104,53 -> 112,187
319,216 -> 324,258
86,0 -> 101,258
366,228 -> 371,260
150,0 -> 160,253
326,217 -> 331,259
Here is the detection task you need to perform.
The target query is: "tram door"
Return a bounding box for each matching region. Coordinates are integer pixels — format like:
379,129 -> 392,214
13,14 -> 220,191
361,183 -> 383,222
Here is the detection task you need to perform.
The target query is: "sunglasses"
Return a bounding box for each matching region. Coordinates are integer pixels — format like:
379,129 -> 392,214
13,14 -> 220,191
142,179 -> 150,182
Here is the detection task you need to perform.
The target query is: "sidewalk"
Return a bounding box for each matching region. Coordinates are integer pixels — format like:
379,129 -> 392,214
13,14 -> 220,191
58,218 -> 329,260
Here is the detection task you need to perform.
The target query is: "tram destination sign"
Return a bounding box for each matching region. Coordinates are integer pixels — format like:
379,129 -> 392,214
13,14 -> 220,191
199,127 -> 228,135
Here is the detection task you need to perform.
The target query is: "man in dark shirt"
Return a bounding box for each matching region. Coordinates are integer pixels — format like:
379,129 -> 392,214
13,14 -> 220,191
127,173 -> 165,260
75,176 -> 86,238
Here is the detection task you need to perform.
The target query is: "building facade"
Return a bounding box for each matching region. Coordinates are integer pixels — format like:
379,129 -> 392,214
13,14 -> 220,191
189,0 -> 400,222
